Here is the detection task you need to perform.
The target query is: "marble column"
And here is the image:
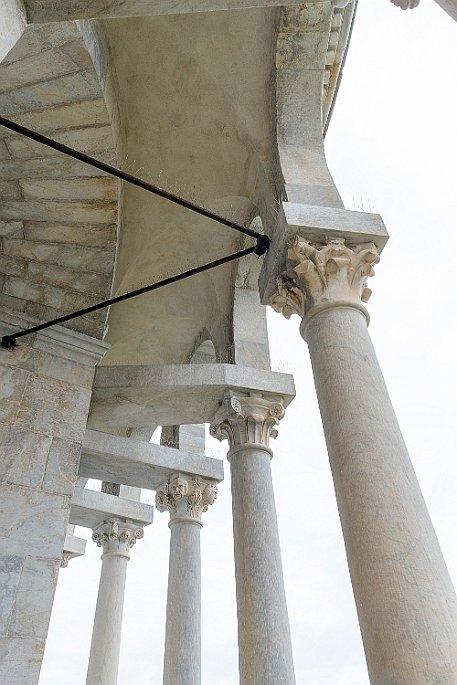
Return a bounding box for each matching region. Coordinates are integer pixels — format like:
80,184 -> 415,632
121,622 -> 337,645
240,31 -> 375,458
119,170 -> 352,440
0,310 -> 108,685
156,473 -> 218,685
210,396 -> 296,685
86,518 -> 144,685
272,236 -> 457,684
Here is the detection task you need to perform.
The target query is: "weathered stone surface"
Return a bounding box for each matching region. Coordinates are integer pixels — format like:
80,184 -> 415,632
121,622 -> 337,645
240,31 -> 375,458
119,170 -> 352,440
23,221 -> 116,248
0,221 -> 23,238
14,374 -> 91,441
0,200 -> 117,224
0,364 -> 29,426
0,256 -> 26,279
4,237 -> 114,273
0,70 -> 101,115
0,180 -> 20,199
8,556 -> 59,639
0,139 -> 11,160
25,262 -> 111,296
0,484 -> 69,559
0,47 -> 80,91
0,427 -> 51,487
3,98 -> 109,133
42,438 -> 81,496
5,125 -> 115,161
0,636 -> 44,685
0,555 -> 23,634
20,177 -> 118,202
0,156 -> 110,179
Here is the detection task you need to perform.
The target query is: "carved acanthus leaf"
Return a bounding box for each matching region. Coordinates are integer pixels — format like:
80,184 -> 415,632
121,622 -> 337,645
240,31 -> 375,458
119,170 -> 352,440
270,275 -> 305,320
155,473 -> 218,521
284,237 -> 379,313
210,394 -> 285,448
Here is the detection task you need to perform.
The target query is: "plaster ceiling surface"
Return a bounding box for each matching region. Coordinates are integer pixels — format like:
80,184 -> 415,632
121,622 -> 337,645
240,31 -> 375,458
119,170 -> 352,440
99,9 -> 281,366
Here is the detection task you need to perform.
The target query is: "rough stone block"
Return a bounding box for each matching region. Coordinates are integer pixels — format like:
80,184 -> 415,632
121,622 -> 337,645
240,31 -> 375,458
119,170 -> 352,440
0,427 -> 51,488
0,365 -> 30,427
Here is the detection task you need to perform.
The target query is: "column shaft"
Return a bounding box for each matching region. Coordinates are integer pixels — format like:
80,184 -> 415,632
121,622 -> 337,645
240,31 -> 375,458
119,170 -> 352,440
163,519 -> 202,685
230,445 -> 296,685
86,554 -> 129,685
305,305 -> 457,684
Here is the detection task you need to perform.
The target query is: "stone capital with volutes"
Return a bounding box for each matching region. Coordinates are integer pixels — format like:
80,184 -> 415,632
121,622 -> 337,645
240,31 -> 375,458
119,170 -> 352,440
270,237 -> 380,335
92,518 -> 144,558
155,473 -> 218,525
209,392 -> 285,452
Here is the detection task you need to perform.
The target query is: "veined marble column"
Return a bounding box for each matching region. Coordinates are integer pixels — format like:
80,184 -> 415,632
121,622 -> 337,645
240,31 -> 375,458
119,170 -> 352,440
210,396 -> 296,685
86,518 -> 144,685
156,473 -> 217,685
272,236 -> 457,684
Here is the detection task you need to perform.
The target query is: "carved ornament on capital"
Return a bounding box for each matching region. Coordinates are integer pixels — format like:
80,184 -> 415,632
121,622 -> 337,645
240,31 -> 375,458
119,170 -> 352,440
271,237 -> 379,321
210,394 -> 285,449
155,473 -> 218,522
92,519 -> 144,557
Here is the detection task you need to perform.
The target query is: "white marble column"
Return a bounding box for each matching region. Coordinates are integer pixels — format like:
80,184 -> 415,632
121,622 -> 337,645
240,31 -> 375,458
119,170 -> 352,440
156,473 -> 217,685
272,236 -> 457,684
86,518 -> 144,685
210,396 -> 296,685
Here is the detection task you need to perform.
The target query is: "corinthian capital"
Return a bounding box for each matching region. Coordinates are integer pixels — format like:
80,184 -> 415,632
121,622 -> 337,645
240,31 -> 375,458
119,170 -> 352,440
272,237 -> 379,321
155,473 -> 218,523
210,393 -> 285,449
92,519 -> 144,557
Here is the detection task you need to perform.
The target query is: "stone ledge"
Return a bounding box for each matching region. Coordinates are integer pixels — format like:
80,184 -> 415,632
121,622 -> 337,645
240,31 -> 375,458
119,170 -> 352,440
80,429 -> 224,489
89,363 -> 295,431
69,487 -> 154,529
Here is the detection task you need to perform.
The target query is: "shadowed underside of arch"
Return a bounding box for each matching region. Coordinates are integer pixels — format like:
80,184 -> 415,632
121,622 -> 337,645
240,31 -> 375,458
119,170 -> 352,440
0,22 -> 118,339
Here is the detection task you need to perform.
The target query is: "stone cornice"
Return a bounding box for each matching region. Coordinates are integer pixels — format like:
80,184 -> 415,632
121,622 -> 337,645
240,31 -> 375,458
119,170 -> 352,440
0,308 -> 110,365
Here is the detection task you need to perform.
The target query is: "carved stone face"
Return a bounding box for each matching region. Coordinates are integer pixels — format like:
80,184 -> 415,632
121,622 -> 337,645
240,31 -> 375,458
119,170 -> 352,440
170,476 -> 188,499
203,482 -> 218,505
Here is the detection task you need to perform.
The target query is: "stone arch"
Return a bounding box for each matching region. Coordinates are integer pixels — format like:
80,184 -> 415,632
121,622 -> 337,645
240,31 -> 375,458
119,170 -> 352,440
0,19 -> 119,339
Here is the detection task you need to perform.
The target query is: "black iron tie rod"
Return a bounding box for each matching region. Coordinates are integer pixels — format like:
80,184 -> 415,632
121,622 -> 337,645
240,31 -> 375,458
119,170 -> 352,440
1,243 -> 268,349
0,116 -> 262,241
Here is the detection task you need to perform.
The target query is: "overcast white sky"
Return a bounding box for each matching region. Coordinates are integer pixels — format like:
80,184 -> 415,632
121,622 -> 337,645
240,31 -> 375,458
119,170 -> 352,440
41,2 -> 457,684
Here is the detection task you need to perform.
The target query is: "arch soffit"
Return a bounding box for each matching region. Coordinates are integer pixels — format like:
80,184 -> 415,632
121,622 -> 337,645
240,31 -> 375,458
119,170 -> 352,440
0,16 -> 119,339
